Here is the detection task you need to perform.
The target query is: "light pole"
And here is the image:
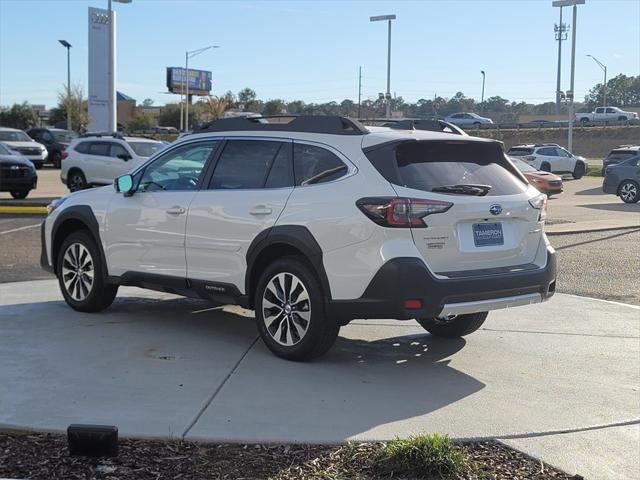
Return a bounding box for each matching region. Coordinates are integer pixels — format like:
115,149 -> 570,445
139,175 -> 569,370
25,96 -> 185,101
370,14 -> 396,119
184,45 -> 219,131
554,8 -> 569,115
553,0 -> 584,152
480,70 -> 485,112
587,54 -> 607,107
108,0 -> 132,132
58,40 -> 72,130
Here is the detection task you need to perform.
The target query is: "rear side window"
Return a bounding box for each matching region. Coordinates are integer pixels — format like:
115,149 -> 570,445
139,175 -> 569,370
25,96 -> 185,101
87,142 -> 111,156
507,147 -> 533,156
294,143 -> 348,186
210,140 -> 284,189
74,142 -> 89,154
366,141 -> 526,197
536,147 -> 556,156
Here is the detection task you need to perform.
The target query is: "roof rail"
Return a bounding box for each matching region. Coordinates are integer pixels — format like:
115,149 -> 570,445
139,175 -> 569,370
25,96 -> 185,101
78,131 -> 125,139
381,119 -> 467,136
195,115 -> 369,136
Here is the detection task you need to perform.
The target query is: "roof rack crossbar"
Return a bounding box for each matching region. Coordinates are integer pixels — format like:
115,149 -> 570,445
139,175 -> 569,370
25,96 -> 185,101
195,115 -> 369,136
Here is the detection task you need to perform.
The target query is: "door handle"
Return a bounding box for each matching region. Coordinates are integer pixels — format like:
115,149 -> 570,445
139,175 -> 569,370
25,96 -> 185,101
249,205 -> 273,215
166,206 -> 186,215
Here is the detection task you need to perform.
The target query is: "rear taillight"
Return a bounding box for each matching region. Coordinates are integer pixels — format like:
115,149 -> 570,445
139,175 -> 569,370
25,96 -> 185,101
61,151 -> 69,160
528,194 -> 548,221
356,197 -> 453,228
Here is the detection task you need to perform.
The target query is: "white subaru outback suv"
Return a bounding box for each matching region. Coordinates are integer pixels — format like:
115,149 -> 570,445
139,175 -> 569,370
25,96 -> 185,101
61,133 -> 165,191
41,116 -> 556,361
507,143 -> 587,179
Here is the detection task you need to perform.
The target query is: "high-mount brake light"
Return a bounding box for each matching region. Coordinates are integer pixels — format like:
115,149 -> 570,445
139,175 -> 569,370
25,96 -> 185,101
356,197 -> 453,228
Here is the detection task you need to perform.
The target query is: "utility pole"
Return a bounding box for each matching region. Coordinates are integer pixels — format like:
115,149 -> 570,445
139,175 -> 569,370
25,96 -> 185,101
480,70 -> 486,113
58,40 -> 72,130
554,7 -> 569,115
357,66 -> 362,119
553,0 -> 584,153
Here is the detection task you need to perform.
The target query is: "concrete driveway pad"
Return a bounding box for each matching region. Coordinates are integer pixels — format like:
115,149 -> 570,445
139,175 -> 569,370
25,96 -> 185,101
1,280 -> 638,479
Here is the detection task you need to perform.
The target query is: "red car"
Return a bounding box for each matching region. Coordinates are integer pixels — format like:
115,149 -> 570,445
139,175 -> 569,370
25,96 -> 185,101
509,155 -> 563,196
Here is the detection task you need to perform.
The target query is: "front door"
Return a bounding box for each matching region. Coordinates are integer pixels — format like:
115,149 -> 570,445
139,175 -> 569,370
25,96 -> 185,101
185,139 -> 294,291
104,140 -> 220,278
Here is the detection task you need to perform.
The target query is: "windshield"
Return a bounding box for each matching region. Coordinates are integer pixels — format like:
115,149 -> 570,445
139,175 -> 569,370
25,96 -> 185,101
0,131 -> 31,142
128,141 -> 163,158
607,150 -> 637,161
509,156 -> 537,172
53,131 -> 77,143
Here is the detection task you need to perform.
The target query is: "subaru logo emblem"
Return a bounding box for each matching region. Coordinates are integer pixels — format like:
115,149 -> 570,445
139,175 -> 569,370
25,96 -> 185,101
489,204 -> 502,216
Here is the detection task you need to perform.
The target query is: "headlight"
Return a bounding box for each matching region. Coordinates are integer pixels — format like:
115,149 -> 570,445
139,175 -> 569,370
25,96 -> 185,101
47,197 -> 67,215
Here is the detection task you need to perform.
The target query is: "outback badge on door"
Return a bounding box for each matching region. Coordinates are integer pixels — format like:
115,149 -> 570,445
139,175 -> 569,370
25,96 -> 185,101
489,204 -> 503,215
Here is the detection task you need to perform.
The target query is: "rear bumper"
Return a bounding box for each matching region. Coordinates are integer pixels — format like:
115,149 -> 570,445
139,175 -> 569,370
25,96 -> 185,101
327,247 -> 556,322
602,176 -> 619,194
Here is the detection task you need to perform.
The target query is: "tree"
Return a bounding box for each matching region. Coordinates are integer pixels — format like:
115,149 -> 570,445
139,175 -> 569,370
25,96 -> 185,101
203,95 -> 231,121
141,98 -> 154,107
263,99 -> 286,116
127,112 -> 156,131
0,102 -> 39,130
56,83 -> 88,131
585,74 -> 640,109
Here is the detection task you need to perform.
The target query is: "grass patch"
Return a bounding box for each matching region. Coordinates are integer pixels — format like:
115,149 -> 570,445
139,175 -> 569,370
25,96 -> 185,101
377,433 -> 466,478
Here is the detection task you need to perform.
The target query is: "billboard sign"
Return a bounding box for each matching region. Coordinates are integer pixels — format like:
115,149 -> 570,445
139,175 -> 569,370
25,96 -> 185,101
166,67 -> 212,96
88,7 -> 113,132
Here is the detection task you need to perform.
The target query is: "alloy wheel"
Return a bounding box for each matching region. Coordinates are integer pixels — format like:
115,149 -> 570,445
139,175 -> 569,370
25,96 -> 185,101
262,272 -> 311,346
69,174 -> 85,192
620,182 -> 637,202
61,243 -> 94,301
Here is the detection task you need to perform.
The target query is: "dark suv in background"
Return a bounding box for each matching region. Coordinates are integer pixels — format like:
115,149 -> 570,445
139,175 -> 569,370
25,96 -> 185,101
26,128 -> 77,168
601,145 -> 639,176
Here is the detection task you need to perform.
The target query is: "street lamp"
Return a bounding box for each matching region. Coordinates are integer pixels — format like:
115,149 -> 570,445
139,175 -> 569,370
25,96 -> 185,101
586,54 -> 607,107
552,0 -> 585,152
370,14 -> 396,119
184,45 -> 219,131
108,0 -> 132,132
58,40 -> 72,130
480,70 -> 486,112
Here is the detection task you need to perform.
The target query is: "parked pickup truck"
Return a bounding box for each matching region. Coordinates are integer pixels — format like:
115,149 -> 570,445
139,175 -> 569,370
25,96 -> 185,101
575,107 -> 638,125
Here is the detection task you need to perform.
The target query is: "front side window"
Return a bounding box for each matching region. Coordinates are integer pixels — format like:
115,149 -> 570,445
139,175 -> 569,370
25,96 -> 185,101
209,140 -> 285,189
53,131 -> 77,143
294,143 -> 348,186
555,148 -> 571,158
137,141 -> 218,192
111,143 -> 129,158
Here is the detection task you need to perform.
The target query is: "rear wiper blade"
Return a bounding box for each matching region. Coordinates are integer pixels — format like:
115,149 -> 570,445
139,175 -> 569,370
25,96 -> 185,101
431,184 -> 492,196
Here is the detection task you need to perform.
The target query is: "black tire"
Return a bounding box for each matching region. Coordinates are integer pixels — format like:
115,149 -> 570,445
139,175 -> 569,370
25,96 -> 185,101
580,118 -> 589,126
540,162 -> 551,172
10,190 -> 29,199
254,256 -> 339,361
56,230 -> 118,312
52,152 -> 62,169
416,312 -> 488,338
34,162 -> 43,170
68,170 -> 87,192
572,161 -> 586,179
618,180 -> 640,204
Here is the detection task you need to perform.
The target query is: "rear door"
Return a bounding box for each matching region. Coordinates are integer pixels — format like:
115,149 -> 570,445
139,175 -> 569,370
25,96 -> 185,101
185,138 -> 294,290
385,141 -> 541,273
85,141 -> 113,184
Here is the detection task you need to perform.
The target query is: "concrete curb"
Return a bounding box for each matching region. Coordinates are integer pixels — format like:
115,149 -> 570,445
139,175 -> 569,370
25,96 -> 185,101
0,206 -> 48,215
546,224 -> 639,236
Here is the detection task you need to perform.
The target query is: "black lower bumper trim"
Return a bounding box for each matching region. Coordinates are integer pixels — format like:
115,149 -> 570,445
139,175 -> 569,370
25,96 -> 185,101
327,248 -> 556,323
39,221 -> 54,273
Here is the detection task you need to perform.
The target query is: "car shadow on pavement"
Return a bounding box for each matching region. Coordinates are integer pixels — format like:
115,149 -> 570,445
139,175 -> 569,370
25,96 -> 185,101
575,186 -> 605,196
581,202 -> 640,212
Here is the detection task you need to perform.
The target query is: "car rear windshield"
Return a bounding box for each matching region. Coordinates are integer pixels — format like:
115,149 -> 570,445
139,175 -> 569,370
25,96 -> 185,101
128,141 -> 163,158
53,131 -> 77,143
365,140 -> 527,197
507,147 -> 533,156
607,150 -> 638,161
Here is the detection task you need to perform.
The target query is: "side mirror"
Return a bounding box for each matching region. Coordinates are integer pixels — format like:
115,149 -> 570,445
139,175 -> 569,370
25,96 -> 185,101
114,174 -> 135,196
117,153 -> 132,161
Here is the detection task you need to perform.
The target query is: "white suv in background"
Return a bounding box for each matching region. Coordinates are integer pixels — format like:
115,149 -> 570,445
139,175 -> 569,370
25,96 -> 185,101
0,127 -> 48,168
61,133 -> 165,191
41,116 -> 556,361
507,143 -> 587,179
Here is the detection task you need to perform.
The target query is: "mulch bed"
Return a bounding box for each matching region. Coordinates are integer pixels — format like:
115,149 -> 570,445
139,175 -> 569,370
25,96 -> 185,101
0,431 -> 583,479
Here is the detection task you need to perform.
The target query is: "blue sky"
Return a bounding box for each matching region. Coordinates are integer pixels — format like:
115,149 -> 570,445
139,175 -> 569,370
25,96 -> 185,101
1,0 -> 638,109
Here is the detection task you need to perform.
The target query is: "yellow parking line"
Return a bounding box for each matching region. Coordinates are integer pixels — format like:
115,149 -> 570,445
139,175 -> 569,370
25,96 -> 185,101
0,206 -> 48,215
